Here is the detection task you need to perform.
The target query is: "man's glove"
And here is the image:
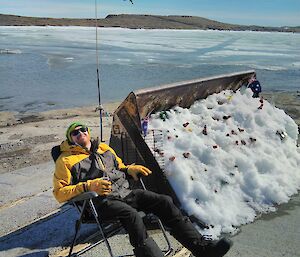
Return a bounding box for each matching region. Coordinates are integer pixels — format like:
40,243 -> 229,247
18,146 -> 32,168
127,165 -> 152,181
87,178 -> 112,196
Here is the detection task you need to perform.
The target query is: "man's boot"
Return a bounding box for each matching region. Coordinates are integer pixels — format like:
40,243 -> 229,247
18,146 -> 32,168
133,237 -> 164,257
168,216 -> 232,257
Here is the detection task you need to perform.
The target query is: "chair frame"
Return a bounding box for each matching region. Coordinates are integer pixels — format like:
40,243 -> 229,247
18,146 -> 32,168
67,178 -> 173,257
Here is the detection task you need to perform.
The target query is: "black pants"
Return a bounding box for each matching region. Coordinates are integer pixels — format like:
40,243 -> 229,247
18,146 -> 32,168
95,189 -> 182,247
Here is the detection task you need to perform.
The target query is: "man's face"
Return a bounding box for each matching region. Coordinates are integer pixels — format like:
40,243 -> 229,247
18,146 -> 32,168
70,126 -> 90,147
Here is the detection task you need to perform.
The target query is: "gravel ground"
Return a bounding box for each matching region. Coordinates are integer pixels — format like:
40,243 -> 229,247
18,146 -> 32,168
0,103 -> 118,173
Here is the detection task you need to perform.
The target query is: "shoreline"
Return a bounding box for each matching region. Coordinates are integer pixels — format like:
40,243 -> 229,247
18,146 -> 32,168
0,102 -> 120,173
0,91 -> 299,174
1,14 -> 299,33
0,101 -> 120,127
1,25 -> 299,34
1,90 -> 299,127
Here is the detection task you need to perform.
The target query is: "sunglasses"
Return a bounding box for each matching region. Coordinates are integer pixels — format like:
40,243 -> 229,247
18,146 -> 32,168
71,127 -> 88,137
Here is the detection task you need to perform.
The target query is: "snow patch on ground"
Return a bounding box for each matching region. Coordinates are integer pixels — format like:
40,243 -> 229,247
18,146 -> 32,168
147,88 -> 300,238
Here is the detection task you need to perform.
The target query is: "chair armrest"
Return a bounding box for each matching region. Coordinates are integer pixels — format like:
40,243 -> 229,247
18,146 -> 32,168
70,191 -> 98,203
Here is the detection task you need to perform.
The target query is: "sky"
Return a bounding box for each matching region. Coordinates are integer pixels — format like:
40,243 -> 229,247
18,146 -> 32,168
0,0 -> 300,27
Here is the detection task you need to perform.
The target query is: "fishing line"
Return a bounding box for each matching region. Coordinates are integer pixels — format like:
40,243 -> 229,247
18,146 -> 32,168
94,0 -> 104,142
94,0 -> 134,142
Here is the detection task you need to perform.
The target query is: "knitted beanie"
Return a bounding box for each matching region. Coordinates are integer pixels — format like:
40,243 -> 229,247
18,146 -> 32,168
66,122 -> 88,143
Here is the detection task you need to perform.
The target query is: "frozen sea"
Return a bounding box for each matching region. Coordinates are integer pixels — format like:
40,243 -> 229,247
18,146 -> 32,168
0,26 -> 299,113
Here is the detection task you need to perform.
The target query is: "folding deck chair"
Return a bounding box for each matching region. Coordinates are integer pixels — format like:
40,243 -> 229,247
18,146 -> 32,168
51,145 -> 173,257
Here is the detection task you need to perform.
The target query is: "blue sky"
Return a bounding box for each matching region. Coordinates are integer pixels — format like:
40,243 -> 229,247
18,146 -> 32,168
0,0 -> 299,27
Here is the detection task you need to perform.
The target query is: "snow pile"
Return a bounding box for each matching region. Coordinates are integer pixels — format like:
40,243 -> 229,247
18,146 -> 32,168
147,88 -> 300,238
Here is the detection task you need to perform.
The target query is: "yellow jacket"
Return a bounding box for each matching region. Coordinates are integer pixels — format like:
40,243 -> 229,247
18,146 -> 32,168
53,140 -> 127,203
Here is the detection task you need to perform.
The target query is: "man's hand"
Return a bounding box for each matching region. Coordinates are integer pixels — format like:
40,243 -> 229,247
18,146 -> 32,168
127,165 -> 152,181
87,178 -> 112,196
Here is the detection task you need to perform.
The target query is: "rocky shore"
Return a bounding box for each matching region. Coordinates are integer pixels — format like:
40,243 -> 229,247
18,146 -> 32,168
0,91 -> 299,174
0,102 -> 118,173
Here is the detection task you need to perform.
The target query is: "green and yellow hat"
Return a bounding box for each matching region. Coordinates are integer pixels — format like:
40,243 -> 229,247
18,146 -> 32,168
66,122 -> 90,143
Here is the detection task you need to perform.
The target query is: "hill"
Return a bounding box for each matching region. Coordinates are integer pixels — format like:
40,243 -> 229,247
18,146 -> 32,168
0,13 -> 299,33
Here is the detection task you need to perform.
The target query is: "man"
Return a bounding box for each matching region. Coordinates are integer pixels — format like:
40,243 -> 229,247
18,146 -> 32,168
53,122 -> 232,257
